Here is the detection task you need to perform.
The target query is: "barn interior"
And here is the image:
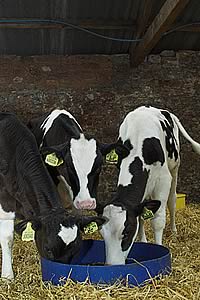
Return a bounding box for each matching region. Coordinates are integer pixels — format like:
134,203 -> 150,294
0,1 -> 200,299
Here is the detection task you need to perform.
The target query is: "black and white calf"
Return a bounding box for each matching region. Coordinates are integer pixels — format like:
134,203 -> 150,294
100,106 -> 200,265
0,112 -> 105,279
28,109 -> 114,210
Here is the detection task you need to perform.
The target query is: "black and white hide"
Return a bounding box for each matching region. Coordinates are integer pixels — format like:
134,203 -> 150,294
0,112 -> 105,279
28,109 -> 114,210
100,106 -> 200,264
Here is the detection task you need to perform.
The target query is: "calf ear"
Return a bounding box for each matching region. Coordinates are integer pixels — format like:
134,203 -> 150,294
79,216 -> 107,232
134,200 -> 161,217
99,143 -> 117,156
15,220 -> 28,235
115,144 -> 130,158
41,143 -> 68,167
31,220 -> 41,231
144,200 -> 161,214
15,220 -> 41,236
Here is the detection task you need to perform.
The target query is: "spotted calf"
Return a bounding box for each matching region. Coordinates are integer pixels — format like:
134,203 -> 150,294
0,112 -> 105,279
100,106 -> 200,264
28,109 -> 114,210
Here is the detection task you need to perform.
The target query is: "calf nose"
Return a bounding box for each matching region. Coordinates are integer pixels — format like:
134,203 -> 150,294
76,199 -> 96,210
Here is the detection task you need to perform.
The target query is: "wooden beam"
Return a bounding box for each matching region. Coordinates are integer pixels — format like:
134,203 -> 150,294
129,0 -> 152,63
136,0 -> 153,39
131,0 -> 190,67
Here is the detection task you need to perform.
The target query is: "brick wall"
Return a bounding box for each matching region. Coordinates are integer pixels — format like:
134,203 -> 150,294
0,51 -> 199,204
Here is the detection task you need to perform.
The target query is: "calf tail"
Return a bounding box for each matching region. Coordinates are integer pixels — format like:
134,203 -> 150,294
172,114 -> 200,155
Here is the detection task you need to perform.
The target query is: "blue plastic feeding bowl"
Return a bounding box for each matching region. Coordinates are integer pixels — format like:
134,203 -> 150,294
41,240 -> 171,287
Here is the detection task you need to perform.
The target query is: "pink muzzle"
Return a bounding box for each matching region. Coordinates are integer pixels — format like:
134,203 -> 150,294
75,199 -> 96,210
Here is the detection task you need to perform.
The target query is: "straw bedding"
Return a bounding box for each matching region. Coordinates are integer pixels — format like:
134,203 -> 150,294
0,204 -> 199,300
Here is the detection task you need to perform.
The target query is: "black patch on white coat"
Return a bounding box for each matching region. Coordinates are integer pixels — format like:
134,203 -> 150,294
142,137 -> 165,166
160,120 -> 178,161
116,138 -> 133,153
111,157 -> 149,251
124,139 -> 133,152
115,138 -> 133,168
87,153 -> 103,199
121,199 -> 161,251
161,110 -> 174,128
121,210 -> 138,251
113,157 -> 149,207
129,157 -> 149,184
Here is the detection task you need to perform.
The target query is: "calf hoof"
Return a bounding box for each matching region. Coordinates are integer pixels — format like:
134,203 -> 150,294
1,272 -> 14,281
171,226 -> 177,234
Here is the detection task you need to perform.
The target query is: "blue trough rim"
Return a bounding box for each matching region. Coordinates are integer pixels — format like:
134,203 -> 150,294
41,240 -> 171,287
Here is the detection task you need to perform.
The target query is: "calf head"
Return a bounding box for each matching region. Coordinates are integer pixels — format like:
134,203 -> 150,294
17,213 -> 106,263
41,136 -> 115,210
100,200 -> 161,265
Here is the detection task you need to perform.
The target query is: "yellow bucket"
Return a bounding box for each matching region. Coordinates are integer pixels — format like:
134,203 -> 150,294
176,193 -> 186,209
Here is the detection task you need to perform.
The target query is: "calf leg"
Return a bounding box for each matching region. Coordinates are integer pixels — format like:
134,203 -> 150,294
57,179 -> 73,209
57,175 -> 74,209
151,170 -> 172,245
167,167 -> 179,233
0,220 -> 14,279
151,205 -> 167,245
57,175 -> 80,215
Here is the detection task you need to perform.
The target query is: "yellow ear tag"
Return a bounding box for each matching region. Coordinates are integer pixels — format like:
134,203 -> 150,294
141,207 -> 154,221
84,222 -> 98,235
22,222 -> 35,242
106,149 -> 118,164
45,153 -> 64,167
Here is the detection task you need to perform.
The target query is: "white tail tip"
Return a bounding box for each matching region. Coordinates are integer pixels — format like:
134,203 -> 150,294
192,142 -> 200,155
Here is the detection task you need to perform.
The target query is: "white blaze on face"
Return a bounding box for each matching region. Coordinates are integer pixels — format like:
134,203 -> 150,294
71,134 -> 97,205
100,204 -> 139,265
58,224 -> 78,245
100,205 -> 127,265
40,109 -> 82,146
